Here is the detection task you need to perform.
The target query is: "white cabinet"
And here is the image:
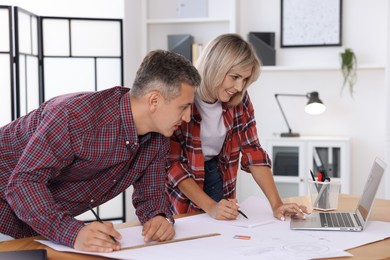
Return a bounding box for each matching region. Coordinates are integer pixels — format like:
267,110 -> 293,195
142,0 -> 237,55
266,136 -> 350,198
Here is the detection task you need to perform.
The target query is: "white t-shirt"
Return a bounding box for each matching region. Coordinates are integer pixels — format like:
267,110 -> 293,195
195,95 -> 227,161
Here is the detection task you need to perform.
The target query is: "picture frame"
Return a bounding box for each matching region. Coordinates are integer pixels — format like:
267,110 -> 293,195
281,0 -> 342,48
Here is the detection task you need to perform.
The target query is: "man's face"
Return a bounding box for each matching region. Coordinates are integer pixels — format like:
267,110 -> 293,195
154,82 -> 195,137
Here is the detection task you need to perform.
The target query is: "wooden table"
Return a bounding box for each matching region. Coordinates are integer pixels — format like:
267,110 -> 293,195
1,194 -> 389,259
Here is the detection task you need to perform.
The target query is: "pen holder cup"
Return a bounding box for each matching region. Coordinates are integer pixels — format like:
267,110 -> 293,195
308,180 -> 341,211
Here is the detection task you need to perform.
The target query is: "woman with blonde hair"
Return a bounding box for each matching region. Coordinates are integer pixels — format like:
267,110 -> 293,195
166,34 -> 307,220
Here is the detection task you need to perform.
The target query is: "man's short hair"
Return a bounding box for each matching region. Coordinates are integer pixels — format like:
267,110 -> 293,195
131,50 -> 201,102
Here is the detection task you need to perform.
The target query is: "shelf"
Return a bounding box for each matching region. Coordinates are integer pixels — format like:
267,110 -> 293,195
143,0 -> 237,55
262,64 -> 386,72
146,18 -> 231,24
274,176 -> 302,183
267,136 -> 350,142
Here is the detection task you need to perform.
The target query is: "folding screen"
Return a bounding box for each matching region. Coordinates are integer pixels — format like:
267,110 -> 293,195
0,6 -> 125,223
14,7 -> 40,117
41,17 -> 123,101
40,16 -> 124,223
0,6 -> 13,126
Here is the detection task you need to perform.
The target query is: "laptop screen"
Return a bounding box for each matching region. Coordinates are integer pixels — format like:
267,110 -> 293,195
356,158 -> 386,222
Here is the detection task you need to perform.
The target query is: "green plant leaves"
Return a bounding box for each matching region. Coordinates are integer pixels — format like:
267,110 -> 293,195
340,48 -> 357,97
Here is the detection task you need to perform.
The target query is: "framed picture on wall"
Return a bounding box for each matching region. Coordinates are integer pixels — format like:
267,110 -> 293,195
281,0 -> 342,47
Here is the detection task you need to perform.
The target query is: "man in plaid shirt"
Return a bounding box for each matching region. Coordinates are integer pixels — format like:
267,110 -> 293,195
0,50 -> 200,252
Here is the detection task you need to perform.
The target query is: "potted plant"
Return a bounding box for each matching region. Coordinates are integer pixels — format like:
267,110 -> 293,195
340,48 -> 357,97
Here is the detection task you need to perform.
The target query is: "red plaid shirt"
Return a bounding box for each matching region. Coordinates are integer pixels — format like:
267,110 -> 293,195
0,87 -> 172,247
166,93 -> 271,214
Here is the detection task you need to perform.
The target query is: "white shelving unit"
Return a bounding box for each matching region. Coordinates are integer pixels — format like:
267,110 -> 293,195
262,64 -> 386,72
142,0 -> 237,55
266,136 -> 350,198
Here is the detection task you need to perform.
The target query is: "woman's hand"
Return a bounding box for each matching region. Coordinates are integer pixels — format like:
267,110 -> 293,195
273,203 -> 309,221
208,199 -> 240,220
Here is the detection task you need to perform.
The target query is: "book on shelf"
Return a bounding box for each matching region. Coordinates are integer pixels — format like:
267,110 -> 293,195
191,43 -> 203,64
248,32 -> 276,66
167,34 -> 194,62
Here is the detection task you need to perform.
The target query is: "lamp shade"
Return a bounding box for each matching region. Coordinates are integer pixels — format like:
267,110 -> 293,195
305,92 -> 326,115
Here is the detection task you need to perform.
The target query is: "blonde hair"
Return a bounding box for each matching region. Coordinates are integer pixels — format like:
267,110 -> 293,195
195,34 -> 261,106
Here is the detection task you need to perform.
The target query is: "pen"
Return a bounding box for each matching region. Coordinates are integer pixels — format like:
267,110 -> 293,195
238,209 -> 248,219
228,199 -> 249,219
310,169 -> 316,182
88,205 -> 117,243
317,172 -> 323,182
312,178 -> 330,207
310,169 -> 320,192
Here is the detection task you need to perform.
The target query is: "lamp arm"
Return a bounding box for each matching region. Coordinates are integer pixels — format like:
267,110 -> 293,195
274,94 -> 293,134
274,93 -> 307,134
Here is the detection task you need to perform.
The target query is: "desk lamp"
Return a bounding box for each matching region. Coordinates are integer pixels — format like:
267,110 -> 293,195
274,91 -> 326,137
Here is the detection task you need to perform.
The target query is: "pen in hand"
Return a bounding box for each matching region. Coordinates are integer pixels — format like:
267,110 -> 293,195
88,205 -> 117,243
238,209 -> 249,219
227,199 -> 249,219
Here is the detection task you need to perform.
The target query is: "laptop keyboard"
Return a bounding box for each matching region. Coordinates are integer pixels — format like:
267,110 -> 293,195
319,212 -> 355,227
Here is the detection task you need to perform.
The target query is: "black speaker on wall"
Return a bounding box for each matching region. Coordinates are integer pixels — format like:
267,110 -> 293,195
248,32 -> 276,66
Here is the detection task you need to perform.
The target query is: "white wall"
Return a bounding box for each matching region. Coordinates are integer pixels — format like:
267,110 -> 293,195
386,0 -> 390,199
3,0 -> 388,223
123,0 -> 142,92
244,67 -> 386,198
123,0 -> 390,200
0,0 -> 123,18
238,0 -> 389,199
240,0 -> 387,66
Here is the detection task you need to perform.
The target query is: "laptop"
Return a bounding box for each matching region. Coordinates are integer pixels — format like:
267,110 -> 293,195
290,157 -> 387,231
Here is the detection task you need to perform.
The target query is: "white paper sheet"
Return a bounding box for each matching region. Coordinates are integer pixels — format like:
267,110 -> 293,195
37,216 -> 351,260
37,217 -> 220,258
36,196 -> 390,260
291,220 -> 390,250
190,195 -> 276,228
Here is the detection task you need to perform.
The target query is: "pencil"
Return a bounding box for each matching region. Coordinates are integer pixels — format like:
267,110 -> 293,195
88,205 -> 117,243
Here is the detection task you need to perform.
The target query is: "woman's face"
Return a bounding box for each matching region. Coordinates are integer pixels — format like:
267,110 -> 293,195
216,67 -> 252,103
